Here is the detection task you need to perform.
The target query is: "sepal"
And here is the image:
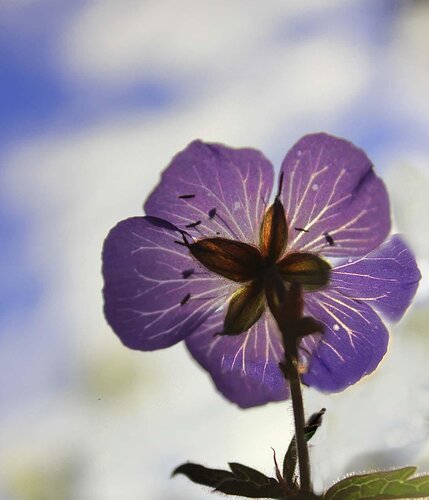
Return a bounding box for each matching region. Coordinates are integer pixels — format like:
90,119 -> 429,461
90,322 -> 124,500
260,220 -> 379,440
220,281 -> 265,335
189,237 -> 263,282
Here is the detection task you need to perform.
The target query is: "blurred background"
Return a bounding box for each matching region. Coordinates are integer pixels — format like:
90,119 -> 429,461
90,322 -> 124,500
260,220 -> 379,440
1,1 -> 429,499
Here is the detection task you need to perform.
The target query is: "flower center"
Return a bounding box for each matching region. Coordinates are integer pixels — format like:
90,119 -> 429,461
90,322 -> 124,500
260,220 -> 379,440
185,195 -> 331,335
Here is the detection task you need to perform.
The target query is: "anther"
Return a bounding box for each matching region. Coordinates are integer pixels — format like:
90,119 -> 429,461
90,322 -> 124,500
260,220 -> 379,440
180,293 -> 191,306
295,227 -> 309,233
185,220 -> 201,229
323,232 -> 335,246
205,206 -> 240,239
182,269 -> 194,279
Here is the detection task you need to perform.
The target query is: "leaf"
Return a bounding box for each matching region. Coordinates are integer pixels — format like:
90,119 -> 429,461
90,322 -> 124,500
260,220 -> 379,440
214,477 -> 284,498
173,461 -> 285,498
325,466 -> 429,499
172,463 -> 235,488
228,462 -> 273,484
283,408 -> 326,490
283,439 -> 298,490
303,408 -> 326,442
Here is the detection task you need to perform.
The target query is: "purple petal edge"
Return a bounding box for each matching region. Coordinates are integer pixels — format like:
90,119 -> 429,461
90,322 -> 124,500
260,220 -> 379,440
102,216 -> 233,351
144,140 -> 274,245
186,312 -> 288,408
303,290 -> 389,392
331,235 -> 421,322
281,133 -> 391,258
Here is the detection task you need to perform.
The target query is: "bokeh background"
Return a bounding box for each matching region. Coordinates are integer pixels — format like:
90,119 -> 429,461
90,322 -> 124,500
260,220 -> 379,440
1,1 -> 429,499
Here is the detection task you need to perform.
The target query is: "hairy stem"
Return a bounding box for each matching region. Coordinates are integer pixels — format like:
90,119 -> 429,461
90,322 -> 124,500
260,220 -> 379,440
283,343 -> 311,493
269,281 -> 312,493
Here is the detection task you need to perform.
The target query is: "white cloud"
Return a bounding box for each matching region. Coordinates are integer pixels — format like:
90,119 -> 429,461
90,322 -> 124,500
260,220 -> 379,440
392,1 -> 429,120
60,0 -> 348,86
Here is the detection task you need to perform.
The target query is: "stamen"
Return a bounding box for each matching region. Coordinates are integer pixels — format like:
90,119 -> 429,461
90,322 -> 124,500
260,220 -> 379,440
179,230 -> 193,246
276,171 -> 284,199
178,194 -> 195,199
205,205 -> 242,239
175,231 -> 194,247
205,206 -> 241,238
185,220 -> 202,229
295,227 -> 309,233
212,212 -> 240,239
182,269 -> 194,279
180,293 -> 191,306
323,232 -> 335,246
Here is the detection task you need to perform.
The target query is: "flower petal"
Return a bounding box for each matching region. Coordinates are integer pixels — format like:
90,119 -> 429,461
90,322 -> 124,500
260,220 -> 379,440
330,235 -> 421,322
302,290 -> 389,392
280,133 -> 390,257
144,140 -> 274,244
102,216 -> 234,351
186,312 -> 288,408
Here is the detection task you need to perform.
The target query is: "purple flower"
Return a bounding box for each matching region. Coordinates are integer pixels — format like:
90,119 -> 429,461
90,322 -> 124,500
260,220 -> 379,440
102,133 -> 420,408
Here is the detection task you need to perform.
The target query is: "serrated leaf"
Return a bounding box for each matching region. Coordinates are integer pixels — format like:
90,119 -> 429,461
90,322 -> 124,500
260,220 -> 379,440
325,466 -> 429,499
283,408 -> 326,489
